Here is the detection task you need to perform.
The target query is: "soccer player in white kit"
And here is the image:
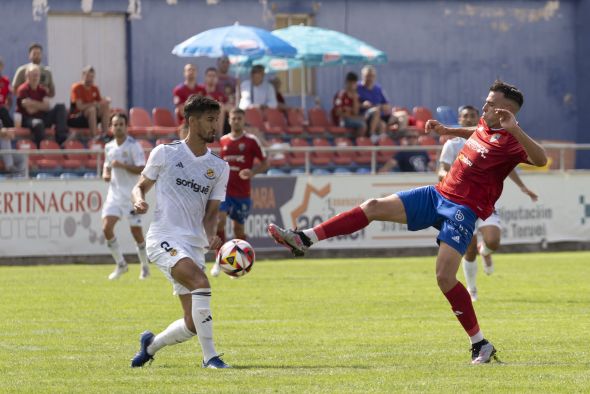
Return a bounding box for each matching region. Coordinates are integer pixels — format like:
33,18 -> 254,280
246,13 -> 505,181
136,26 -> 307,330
130,95 -> 231,369
102,113 -> 150,280
438,105 -> 538,301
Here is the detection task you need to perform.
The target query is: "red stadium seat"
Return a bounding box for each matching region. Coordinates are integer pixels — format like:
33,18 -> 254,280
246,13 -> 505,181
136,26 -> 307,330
86,140 -> 104,170
354,136 -> 374,165
287,138 -> 309,167
413,106 -> 433,130
129,107 -> 153,138
418,135 -> 439,162
244,108 -> 266,131
308,107 -> 348,136
152,107 -> 178,137
287,108 -> 307,129
333,138 -> 355,166
62,140 -> 87,169
16,139 -> 38,166
36,140 -> 63,169
377,136 -> 396,164
311,138 -> 334,166
265,108 -> 304,136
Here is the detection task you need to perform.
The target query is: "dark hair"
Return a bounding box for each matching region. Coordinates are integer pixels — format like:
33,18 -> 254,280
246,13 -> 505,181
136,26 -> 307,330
229,108 -> 245,116
184,94 -> 221,121
489,80 -> 523,108
345,72 -> 358,82
109,112 -> 128,126
458,105 -> 479,115
205,67 -> 217,74
29,43 -> 43,53
251,65 -> 265,74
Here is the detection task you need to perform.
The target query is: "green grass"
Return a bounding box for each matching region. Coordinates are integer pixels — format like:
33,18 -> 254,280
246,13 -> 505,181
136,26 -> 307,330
1,252 -> 589,393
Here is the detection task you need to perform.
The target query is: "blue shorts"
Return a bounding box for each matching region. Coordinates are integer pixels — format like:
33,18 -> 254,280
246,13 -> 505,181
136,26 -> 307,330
397,185 -> 476,255
220,196 -> 252,225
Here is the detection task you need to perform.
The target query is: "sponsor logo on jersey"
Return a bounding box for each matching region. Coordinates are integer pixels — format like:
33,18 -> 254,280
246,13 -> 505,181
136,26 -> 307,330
224,154 -> 245,163
452,235 -> 461,243
205,168 -> 216,179
176,178 -> 211,194
458,153 -> 473,167
455,210 -> 464,221
465,138 -> 489,158
490,133 -> 502,143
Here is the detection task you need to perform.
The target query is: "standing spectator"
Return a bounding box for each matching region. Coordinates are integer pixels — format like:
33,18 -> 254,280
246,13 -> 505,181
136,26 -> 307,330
269,76 -> 288,114
16,65 -> 66,147
215,56 -> 237,103
203,67 -> 228,137
173,64 -> 206,125
379,131 -> 431,173
239,65 -> 277,110
358,65 -> 392,141
68,66 -> 110,139
331,72 -> 367,136
0,57 -> 14,129
12,43 -> 55,98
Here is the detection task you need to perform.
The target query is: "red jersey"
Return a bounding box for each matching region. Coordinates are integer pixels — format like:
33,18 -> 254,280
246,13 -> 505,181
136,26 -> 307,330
204,89 -> 227,104
16,82 -> 48,117
331,89 -> 354,124
436,118 -> 529,219
173,83 -> 207,123
0,75 -> 11,106
220,133 -> 266,198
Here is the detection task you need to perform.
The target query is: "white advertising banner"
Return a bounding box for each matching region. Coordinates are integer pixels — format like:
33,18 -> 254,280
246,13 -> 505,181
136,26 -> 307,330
0,173 -> 589,257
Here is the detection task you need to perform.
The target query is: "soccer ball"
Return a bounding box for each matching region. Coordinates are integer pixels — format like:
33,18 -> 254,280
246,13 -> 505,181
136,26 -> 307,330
216,239 -> 255,278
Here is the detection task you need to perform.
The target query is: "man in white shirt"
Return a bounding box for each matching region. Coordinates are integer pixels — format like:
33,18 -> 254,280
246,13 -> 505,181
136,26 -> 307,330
102,113 -> 149,280
130,95 -> 231,369
438,105 -> 537,301
238,65 -> 278,110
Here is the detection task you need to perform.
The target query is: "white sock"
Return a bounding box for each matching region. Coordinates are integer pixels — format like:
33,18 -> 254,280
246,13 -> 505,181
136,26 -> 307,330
191,288 -> 217,362
462,257 -> 478,291
480,243 -> 494,256
470,330 -> 484,344
107,237 -> 126,266
147,318 -> 195,355
302,229 -> 318,244
136,241 -> 149,266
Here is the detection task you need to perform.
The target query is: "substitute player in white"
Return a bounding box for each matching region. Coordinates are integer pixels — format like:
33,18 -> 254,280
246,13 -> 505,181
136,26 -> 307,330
102,113 -> 150,280
438,105 -> 538,301
130,95 -> 231,369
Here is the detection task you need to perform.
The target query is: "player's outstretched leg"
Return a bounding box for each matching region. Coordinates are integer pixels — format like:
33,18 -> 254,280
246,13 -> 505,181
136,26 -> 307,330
437,242 -> 498,364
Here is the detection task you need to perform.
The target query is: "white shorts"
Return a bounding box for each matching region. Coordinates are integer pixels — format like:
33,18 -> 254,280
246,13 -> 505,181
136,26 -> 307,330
475,210 -> 502,232
102,199 -> 142,226
146,235 -> 206,296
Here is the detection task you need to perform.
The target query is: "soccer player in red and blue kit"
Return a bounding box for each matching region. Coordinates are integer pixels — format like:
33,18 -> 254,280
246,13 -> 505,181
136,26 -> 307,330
268,80 -> 548,364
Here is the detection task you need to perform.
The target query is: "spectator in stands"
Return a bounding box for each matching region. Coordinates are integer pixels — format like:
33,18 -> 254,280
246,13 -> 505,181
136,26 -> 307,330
239,65 -> 277,110
0,57 -> 14,129
203,67 -> 229,137
379,131 -> 431,173
173,63 -> 206,125
269,76 -> 288,114
358,65 -> 392,142
16,64 -> 67,147
12,43 -> 55,98
68,66 -> 110,139
215,56 -> 237,104
332,72 -> 367,137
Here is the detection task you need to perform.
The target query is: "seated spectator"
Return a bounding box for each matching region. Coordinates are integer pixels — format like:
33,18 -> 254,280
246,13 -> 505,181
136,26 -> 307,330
16,64 -> 67,147
239,65 -> 277,110
269,76 -> 288,114
358,65 -> 393,141
0,57 -> 14,129
173,63 -> 206,124
0,127 -> 25,176
215,56 -> 237,104
68,66 -> 110,139
332,71 -> 367,137
12,43 -> 55,98
379,131 -> 431,173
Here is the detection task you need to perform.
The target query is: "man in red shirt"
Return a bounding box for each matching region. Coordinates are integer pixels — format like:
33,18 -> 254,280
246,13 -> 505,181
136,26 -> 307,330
332,72 -> 366,136
68,66 -> 110,138
0,57 -> 14,129
267,80 -> 547,364
173,64 -> 206,125
203,67 -> 228,138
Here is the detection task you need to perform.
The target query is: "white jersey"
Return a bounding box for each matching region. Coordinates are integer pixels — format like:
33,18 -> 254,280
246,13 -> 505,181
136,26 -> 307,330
439,137 -> 467,165
104,136 -> 146,204
142,141 -> 229,248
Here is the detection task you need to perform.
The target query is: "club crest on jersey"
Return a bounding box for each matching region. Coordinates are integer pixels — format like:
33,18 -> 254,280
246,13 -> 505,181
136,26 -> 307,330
490,133 -> 502,143
455,210 -> 465,222
205,168 -> 215,179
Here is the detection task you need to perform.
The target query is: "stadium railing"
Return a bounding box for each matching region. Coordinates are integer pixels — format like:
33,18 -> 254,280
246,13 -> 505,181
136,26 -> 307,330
3,143 -> 590,178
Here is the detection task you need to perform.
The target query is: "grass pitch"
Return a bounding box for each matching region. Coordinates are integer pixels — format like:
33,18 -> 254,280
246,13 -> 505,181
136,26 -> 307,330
1,252 -> 589,393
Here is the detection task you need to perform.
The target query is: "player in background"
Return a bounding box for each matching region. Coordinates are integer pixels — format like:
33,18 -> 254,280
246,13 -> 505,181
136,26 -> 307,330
438,105 -> 538,301
130,95 -> 231,369
268,81 -> 547,364
211,108 -> 268,277
102,113 -> 150,280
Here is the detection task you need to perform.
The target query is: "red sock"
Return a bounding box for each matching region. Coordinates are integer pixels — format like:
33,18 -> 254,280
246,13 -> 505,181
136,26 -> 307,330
444,282 -> 480,336
312,206 -> 369,241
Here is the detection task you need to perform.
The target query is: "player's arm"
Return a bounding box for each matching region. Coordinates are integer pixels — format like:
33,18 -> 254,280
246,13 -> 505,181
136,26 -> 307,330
507,170 -> 538,202
203,199 -> 223,250
240,158 -> 269,179
425,120 -> 476,139
438,162 -> 451,181
495,109 -> 547,167
132,175 -> 155,214
111,160 -> 144,175
102,163 -> 111,182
